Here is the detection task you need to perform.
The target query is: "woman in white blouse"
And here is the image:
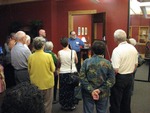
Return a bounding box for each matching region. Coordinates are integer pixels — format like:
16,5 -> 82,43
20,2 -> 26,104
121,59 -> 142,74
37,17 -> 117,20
58,37 -> 78,111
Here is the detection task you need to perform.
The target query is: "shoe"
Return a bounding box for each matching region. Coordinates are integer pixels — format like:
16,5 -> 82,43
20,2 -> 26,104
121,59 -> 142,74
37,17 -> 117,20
70,106 -> 76,110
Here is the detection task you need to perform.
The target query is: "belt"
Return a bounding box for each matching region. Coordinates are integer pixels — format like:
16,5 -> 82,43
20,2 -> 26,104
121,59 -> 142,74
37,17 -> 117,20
117,73 -> 132,76
15,68 -> 27,71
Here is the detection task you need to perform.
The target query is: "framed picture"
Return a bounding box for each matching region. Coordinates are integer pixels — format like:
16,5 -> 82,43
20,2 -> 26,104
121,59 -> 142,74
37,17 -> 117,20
85,27 -> 87,35
78,27 -> 81,35
82,27 -> 84,35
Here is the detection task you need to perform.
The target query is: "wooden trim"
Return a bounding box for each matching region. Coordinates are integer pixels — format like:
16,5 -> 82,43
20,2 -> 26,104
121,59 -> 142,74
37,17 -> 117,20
68,10 -> 97,37
0,0 -> 41,5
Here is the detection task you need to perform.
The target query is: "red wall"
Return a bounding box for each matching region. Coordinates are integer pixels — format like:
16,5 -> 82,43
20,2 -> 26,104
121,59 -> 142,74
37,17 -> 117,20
130,15 -> 150,42
56,0 -> 129,59
0,0 -> 56,45
0,0 -> 129,59
73,15 -> 91,43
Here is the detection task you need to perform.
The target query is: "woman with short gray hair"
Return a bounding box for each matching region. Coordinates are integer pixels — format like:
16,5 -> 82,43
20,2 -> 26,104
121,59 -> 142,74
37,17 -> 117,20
45,41 -> 59,104
28,37 -> 55,113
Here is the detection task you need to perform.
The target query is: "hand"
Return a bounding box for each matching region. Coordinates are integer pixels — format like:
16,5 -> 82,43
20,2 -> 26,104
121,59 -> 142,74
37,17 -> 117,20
91,89 -> 100,100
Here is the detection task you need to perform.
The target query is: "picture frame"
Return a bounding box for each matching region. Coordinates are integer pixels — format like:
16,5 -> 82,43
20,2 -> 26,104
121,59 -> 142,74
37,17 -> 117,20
85,27 -> 87,35
78,27 -> 81,35
82,27 -> 84,35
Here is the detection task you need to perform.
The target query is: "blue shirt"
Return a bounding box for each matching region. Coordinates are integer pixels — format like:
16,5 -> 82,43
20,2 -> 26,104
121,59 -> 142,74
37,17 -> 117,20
68,37 -> 84,52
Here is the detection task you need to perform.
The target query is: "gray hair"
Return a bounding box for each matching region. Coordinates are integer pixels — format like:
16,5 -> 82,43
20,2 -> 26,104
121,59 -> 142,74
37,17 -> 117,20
33,37 -> 46,50
15,31 -> 26,40
114,29 -> 127,42
129,38 -> 137,46
45,41 -> 54,51
26,35 -> 31,42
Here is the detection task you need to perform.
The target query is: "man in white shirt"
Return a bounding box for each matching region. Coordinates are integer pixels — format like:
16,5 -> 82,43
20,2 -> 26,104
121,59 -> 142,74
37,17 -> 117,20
110,29 -> 138,113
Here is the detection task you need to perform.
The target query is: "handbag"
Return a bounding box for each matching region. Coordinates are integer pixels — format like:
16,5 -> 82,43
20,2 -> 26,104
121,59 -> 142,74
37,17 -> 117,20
74,83 -> 82,100
67,50 -> 79,86
68,72 -> 79,86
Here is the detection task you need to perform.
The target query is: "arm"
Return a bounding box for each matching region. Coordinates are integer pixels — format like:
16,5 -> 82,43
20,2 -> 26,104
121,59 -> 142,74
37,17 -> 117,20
111,49 -> 120,74
98,62 -> 116,93
74,51 -> 78,64
80,59 -> 95,94
28,56 -> 31,75
57,51 -> 61,69
49,55 -> 55,73
79,38 -> 84,48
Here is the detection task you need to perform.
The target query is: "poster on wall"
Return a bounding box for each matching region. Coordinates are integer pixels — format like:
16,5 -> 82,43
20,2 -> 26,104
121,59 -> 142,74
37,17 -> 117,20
82,27 -> 84,35
78,27 -> 81,35
85,27 -> 87,35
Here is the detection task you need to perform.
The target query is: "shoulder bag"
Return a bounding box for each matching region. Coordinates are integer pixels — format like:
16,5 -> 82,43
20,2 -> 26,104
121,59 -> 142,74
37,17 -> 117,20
67,50 -> 79,87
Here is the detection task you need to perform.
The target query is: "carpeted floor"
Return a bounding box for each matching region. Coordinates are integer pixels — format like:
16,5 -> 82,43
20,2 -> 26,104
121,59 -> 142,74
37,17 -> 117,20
52,63 -> 150,113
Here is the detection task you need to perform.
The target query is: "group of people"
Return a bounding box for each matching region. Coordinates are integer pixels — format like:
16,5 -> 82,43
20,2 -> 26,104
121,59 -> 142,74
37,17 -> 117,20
0,28 -> 138,113
0,29 -> 85,113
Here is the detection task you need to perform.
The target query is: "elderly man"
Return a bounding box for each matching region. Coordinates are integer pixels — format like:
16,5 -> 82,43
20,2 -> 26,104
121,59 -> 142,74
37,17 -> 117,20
110,29 -> 138,113
11,31 -> 31,84
68,31 -> 84,72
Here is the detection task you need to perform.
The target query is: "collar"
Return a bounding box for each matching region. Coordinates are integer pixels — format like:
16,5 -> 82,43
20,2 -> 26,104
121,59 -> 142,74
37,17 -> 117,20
35,49 -> 44,52
118,41 -> 127,46
93,54 -> 104,58
45,50 -> 52,53
70,37 -> 76,40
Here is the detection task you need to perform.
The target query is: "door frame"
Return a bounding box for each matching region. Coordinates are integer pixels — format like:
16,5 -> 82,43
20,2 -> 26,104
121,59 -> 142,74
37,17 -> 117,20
68,10 -> 97,37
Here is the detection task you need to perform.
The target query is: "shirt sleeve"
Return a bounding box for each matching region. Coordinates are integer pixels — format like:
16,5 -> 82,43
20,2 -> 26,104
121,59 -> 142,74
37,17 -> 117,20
98,62 -> 115,93
111,49 -> 121,69
79,39 -> 84,47
79,59 -> 94,93
49,54 -> 55,72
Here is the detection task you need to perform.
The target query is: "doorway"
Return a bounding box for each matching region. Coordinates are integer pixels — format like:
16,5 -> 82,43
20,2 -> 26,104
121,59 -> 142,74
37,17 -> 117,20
68,10 -> 97,37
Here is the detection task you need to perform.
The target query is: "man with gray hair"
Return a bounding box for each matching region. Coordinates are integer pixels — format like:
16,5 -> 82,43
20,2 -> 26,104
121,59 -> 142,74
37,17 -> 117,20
11,31 -> 31,84
110,29 -> 138,113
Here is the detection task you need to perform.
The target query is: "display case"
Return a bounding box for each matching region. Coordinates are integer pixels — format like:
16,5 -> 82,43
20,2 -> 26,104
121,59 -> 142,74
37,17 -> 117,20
138,26 -> 149,44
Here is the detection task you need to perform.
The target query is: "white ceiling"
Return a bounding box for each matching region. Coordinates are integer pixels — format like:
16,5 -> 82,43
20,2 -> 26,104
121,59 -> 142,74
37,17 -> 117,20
130,0 -> 150,18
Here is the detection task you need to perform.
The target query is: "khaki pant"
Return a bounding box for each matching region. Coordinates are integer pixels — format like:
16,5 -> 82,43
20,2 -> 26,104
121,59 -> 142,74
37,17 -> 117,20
41,87 -> 53,113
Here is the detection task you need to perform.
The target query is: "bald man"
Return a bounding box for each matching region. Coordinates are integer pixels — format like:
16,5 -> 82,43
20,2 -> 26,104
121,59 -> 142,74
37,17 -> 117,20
39,29 -> 46,38
11,31 -> 31,84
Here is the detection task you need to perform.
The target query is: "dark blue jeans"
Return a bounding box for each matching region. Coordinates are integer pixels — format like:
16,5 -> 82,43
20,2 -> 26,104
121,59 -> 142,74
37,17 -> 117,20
82,91 -> 109,113
110,73 -> 133,113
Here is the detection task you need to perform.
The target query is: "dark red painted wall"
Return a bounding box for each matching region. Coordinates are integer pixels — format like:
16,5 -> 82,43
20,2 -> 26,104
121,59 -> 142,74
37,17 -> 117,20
130,15 -> 150,42
56,0 -> 129,59
0,0 -> 129,59
0,0 -> 55,45
73,15 -> 91,43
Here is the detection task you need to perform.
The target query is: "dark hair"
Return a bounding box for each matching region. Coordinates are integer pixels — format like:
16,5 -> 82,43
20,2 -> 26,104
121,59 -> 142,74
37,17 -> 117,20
60,37 -> 68,47
92,40 -> 106,55
2,82 -> 45,113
